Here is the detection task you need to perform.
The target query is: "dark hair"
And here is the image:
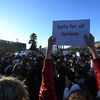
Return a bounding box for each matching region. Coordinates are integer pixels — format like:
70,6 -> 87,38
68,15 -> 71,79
0,76 -> 29,100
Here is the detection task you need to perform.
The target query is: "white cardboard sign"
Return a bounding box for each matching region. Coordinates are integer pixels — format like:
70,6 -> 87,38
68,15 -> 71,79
52,19 -> 90,46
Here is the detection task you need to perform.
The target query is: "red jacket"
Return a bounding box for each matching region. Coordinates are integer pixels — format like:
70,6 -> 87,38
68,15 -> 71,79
39,59 -> 57,100
93,58 -> 100,91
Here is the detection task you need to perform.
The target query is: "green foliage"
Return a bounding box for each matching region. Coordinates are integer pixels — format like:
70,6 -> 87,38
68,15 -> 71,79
29,33 -> 37,51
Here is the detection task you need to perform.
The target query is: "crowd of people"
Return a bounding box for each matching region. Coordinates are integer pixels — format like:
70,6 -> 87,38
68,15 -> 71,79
0,34 -> 100,100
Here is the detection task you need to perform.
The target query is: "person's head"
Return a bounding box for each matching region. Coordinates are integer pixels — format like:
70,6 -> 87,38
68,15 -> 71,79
0,76 -> 29,100
67,90 -> 95,100
12,63 -> 24,75
12,63 -> 26,80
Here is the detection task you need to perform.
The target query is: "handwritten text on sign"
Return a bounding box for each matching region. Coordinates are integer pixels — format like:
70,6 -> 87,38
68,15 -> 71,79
52,19 -> 90,46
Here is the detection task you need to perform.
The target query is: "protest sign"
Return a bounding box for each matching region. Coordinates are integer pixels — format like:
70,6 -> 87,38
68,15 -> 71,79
52,19 -> 90,46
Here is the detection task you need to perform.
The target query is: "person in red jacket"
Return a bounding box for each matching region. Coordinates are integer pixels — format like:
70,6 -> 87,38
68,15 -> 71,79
39,36 -> 57,100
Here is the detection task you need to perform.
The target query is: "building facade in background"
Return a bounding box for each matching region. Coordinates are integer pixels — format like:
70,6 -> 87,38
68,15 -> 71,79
95,41 -> 100,48
0,39 -> 26,54
95,41 -> 100,55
